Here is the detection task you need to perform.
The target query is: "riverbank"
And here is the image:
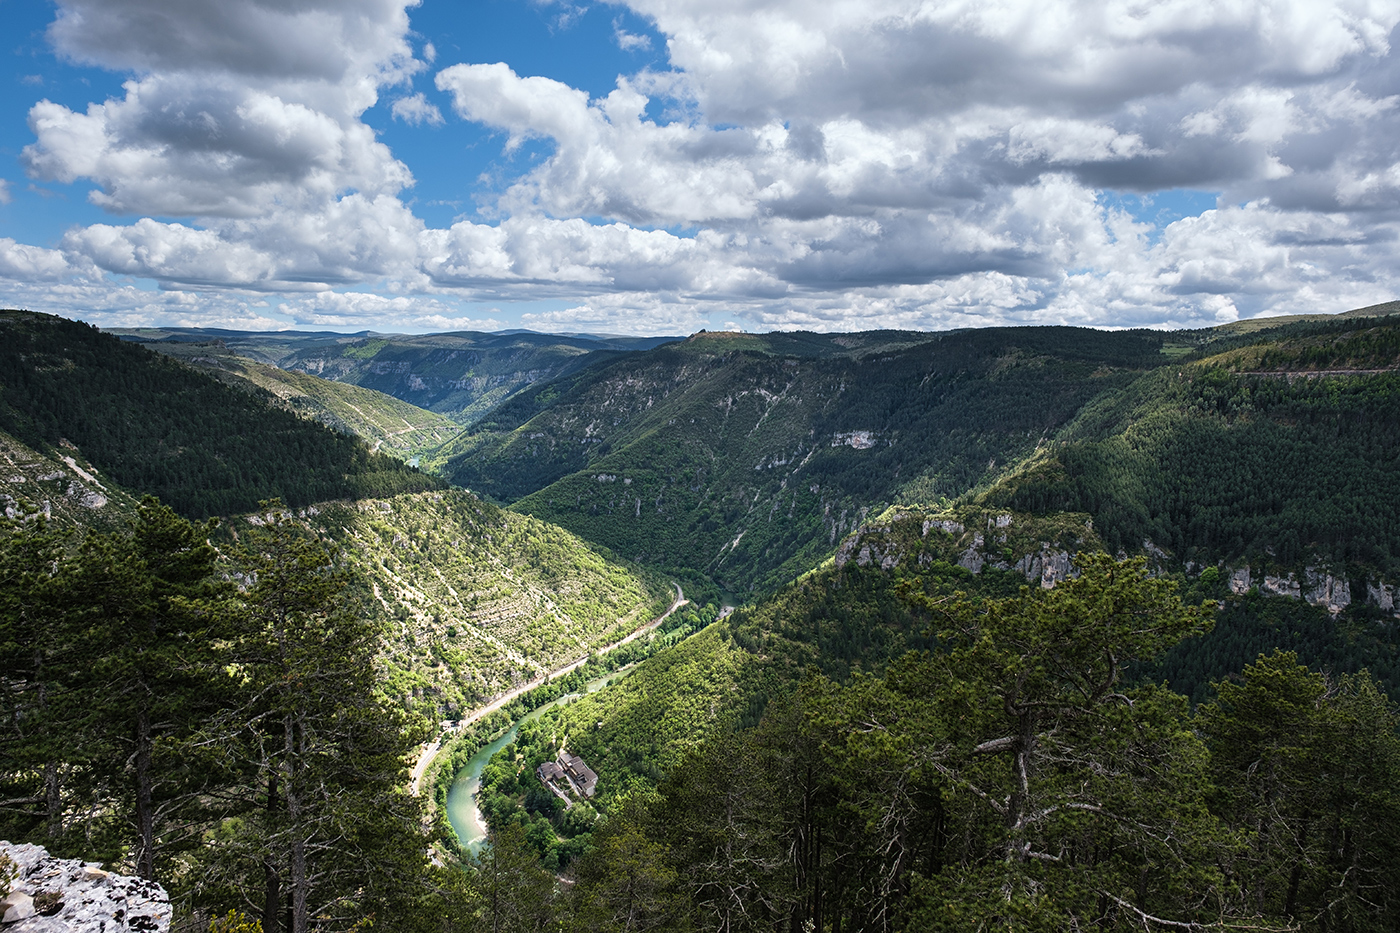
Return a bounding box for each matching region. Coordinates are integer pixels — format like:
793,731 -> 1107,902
443,665 -> 632,853
409,583 -> 688,795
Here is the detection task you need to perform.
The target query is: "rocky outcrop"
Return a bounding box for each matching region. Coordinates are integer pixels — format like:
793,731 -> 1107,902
836,510 -> 1088,589
1304,567 -> 1351,614
957,533 -> 986,573
834,526 -> 901,570
831,431 -> 877,449
1368,581 -> 1396,612
922,518 -> 964,537
1224,565 -> 1353,614
1016,546 -> 1075,589
1260,573 -> 1301,599
1,841 -> 168,933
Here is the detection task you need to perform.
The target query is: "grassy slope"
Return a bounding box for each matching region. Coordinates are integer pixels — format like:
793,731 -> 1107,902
144,342 -> 464,460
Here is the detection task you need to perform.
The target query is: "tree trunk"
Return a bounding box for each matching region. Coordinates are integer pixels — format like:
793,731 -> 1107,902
135,706 -> 156,880
285,713 -> 308,933
43,760 -> 62,840
1283,810 -> 1311,919
263,773 -> 281,933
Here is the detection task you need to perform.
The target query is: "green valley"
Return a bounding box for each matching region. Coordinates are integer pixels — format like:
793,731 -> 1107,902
6,304 -> 1400,933
430,326 -> 1173,596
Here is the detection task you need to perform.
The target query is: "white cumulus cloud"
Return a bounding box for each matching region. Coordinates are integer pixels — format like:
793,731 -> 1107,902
391,92 -> 444,126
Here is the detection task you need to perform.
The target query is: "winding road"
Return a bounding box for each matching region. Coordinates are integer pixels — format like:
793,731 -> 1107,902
409,582 -> 688,795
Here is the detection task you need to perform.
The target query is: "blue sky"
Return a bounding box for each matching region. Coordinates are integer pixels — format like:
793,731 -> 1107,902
1,0 -> 1399,334
0,2 -> 664,255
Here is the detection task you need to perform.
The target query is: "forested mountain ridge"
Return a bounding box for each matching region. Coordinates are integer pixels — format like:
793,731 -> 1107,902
139,340 -> 464,461
981,314 -> 1400,584
0,310 -> 440,518
114,326 -> 683,423
429,326 -> 1173,596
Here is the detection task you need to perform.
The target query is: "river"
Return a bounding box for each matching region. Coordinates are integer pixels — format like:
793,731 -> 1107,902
443,666 -> 632,854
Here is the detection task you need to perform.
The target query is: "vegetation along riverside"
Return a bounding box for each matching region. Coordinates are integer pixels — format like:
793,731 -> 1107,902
3,305 -> 1400,931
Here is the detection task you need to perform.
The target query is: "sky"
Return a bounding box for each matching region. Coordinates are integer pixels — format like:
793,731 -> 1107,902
2,0 -> 1400,335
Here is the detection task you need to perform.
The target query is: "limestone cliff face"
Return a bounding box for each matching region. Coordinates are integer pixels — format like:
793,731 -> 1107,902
1223,564 -> 1365,615
1368,581 -> 1396,612
1303,567 -> 1352,614
833,508 -> 1394,620
833,508 -> 1092,589
1015,547 -> 1075,589
0,842 -> 169,933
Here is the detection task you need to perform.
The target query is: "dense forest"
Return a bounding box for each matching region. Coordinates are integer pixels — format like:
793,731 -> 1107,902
986,319 -> 1400,576
0,312 -> 439,518
433,557 -> 1400,932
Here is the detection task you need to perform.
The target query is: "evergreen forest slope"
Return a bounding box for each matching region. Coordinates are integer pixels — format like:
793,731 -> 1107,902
533,501 -> 1397,811
0,311 -> 440,518
982,315 -> 1400,579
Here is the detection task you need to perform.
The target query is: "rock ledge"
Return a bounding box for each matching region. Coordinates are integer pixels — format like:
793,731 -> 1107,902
1,841 -> 169,933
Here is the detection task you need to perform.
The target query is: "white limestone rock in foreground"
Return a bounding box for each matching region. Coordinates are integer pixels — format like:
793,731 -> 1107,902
1,841 -> 169,933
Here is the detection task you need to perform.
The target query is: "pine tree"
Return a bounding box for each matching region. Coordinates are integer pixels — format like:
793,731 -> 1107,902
210,504 -> 430,933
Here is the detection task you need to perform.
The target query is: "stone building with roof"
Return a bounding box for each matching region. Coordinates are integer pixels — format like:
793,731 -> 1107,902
536,749 -> 598,800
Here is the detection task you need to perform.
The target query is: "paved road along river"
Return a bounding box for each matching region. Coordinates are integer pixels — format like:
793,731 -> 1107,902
443,667 -> 631,854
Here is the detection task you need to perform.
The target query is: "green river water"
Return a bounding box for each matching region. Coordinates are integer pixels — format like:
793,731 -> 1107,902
444,667 -> 629,854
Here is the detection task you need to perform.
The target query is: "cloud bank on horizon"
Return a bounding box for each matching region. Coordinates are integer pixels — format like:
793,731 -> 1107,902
2,0 -> 1400,334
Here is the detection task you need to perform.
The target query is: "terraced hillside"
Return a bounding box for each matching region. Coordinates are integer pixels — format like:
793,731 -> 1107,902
227,490 -> 674,720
